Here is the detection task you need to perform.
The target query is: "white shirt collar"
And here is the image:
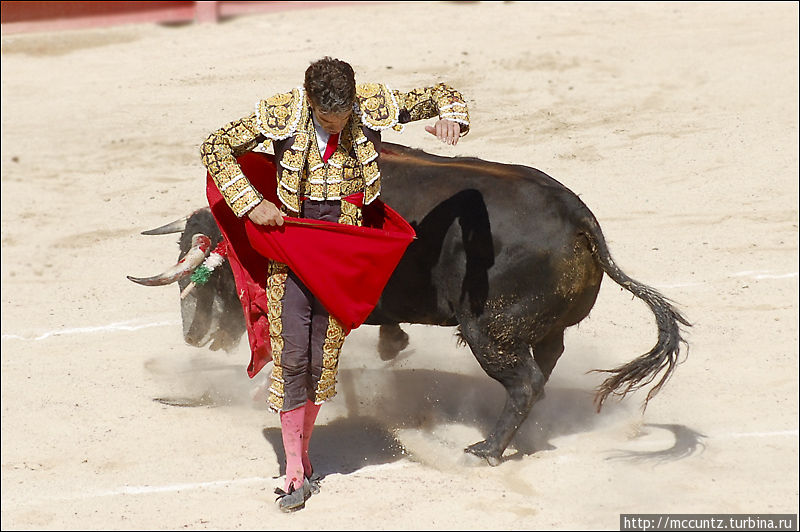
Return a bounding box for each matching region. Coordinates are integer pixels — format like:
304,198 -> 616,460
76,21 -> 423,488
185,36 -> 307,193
311,112 -> 333,157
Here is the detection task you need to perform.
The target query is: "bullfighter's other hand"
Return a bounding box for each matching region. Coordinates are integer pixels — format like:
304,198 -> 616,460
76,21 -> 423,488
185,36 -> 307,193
248,200 -> 285,226
425,119 -> 461,145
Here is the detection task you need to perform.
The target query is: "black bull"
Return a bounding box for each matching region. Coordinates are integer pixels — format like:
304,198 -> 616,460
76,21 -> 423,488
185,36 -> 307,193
129,142 -> 689,465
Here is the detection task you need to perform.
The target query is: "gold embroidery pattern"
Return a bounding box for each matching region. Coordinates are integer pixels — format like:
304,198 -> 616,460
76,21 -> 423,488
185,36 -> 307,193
278,186 -> 299,213
394,83 -> 470,134
356,83 -> 400,130
300,179 -> 367,200
267,261 -> 289,412
362,161 -> 380,185
339,199 -> 363,227
222,176 -> 254,198
307,149 -> 346,184
276,106 -> 312,212
314,316 -> 346,404
306,164 -> 362,185
396,87 -> 438,122
231,190 -> 262,216
294,120 -> 372,201
280,170 -> 302,194
279,149 -> 305,173
304,127 -> 326,175
256,87 -> 304,140
275,96 -> 388,207
292,132 -> 310,152
354,137 -> 378,165
365,178 -> 381,206
351,121 -> 381,204
201,113 -> 265,217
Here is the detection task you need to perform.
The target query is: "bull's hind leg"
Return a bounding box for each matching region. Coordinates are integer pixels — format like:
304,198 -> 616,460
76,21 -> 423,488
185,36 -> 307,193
531,329 -> 566,381
459,322 -> 547,466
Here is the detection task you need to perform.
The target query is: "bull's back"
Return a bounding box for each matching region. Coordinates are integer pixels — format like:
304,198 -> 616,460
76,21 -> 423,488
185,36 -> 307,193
380,143 -> 598,265
376,143 -> 603,329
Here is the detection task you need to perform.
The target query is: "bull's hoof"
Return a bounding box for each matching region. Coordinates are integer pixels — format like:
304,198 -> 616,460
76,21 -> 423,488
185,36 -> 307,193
378,328 -> 409,361
465,440 -> 503,467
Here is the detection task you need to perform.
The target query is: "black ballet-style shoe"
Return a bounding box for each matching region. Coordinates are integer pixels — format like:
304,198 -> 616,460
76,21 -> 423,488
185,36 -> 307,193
305,471 -> 321,494
274,478 -> 312,513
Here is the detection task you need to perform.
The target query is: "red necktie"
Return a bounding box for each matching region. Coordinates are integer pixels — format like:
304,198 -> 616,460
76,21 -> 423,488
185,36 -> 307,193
322,132 -> 339,162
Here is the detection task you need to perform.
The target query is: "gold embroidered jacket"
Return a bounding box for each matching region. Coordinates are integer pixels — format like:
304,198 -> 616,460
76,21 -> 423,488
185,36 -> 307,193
201,82 -> 470,217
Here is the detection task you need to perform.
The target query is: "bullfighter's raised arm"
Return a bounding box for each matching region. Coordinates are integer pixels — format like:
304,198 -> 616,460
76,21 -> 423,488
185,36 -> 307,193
393,82 -> 470,141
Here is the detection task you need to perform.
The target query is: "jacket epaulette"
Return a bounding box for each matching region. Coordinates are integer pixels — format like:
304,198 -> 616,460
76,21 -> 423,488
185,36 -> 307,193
356,83 -> 401,131
255,87 -> 305,140
256,83 -> 403,137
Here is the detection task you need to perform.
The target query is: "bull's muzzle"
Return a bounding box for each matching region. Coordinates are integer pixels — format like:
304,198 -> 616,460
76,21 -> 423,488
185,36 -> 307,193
127,233 -> 211,286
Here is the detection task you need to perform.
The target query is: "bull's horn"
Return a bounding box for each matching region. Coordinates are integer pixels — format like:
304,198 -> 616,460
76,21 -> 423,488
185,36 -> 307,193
127,234 -> 211,286
141,216 -> 188,235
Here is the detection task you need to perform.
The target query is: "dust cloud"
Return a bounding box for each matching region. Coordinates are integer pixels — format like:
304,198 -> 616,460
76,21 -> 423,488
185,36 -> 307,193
147,321 -> 645,474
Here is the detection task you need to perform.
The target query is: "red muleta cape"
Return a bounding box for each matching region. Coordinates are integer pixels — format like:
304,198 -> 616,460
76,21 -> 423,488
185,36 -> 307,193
206,152 -> 415,378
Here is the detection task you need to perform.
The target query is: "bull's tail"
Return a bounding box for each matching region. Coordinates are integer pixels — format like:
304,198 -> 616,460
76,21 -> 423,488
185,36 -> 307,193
582,220 -> 691,413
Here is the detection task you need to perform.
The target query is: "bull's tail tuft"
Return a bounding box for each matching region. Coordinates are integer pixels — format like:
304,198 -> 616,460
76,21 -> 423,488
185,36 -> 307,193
583,220 -> 691,413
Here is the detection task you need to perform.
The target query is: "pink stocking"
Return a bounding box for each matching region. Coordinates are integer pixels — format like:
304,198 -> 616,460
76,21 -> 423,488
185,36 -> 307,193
280,405 -> 306,492
302,399 -> 321,478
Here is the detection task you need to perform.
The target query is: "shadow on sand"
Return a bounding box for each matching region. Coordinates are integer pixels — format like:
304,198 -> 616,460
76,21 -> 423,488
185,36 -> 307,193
151,357 -> 704,475
604,423 -> 708,465
262,415 -> 407,479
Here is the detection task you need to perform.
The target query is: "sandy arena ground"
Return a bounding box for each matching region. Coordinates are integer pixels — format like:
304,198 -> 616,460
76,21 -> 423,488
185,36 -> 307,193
2,1 -> 798,530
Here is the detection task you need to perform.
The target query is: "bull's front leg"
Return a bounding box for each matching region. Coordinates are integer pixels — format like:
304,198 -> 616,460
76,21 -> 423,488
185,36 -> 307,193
378,323 -> 409,361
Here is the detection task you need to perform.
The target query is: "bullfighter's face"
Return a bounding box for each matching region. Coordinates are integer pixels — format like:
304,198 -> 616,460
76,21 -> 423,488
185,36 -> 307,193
310,103 -> 352,135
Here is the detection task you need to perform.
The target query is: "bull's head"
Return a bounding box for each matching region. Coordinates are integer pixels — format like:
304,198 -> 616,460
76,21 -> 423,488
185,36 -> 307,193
127,208 -> 246,352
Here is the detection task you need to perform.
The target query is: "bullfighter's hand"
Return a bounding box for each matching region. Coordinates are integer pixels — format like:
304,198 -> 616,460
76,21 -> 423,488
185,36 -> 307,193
425,119 -> 461,145
248,200 -> 284,226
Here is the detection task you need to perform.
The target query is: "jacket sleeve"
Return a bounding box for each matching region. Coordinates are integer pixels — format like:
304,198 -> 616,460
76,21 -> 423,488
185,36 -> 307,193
393,83 -> 470,135
200,113 -> 268,218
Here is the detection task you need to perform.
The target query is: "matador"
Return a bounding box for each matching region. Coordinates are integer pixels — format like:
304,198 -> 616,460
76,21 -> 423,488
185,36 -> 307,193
201,57 -> 470,512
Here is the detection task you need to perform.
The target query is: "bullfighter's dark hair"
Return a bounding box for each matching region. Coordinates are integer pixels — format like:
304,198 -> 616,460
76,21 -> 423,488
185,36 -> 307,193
304,57 -> 356,114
